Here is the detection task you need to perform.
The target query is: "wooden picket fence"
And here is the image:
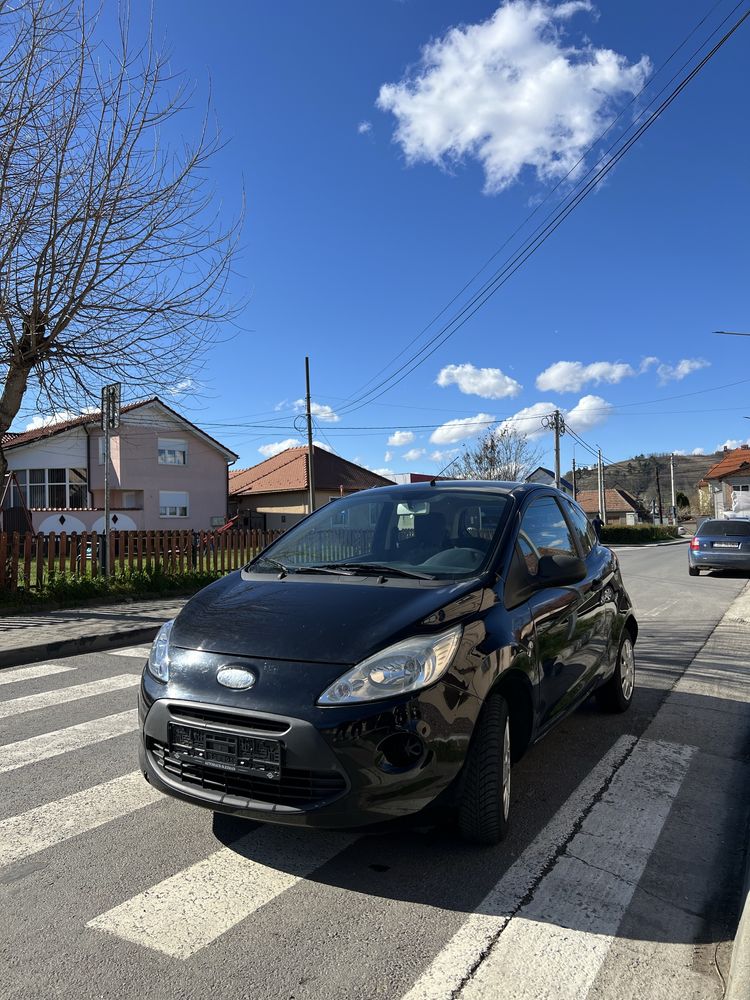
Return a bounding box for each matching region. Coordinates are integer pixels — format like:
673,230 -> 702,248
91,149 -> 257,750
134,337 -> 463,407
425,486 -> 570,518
0,528 -> 281,594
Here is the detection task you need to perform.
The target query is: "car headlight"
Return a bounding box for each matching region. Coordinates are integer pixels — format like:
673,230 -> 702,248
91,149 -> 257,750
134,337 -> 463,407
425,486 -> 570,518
147,619 -> 174,682
317,624 -> 463,706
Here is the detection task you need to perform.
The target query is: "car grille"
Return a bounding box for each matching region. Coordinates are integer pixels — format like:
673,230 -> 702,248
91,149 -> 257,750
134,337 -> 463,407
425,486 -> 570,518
166,704 -> 290,735
148,738 -> 347,808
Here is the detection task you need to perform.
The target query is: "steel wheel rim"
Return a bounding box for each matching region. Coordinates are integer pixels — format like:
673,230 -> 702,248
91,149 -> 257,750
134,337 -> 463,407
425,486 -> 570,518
620,638 -> 635,701
502,717 -> 511,820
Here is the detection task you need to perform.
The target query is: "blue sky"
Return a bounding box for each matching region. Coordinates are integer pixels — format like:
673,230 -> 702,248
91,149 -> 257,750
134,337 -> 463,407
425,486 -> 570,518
21,1 -> 750,474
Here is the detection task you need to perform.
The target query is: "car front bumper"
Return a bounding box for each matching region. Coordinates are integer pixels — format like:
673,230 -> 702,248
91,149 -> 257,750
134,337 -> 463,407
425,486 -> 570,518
138,672 -> 480,829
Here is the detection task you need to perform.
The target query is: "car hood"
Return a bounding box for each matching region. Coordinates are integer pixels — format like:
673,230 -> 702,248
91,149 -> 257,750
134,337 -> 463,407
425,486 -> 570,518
170,570 -> 486,665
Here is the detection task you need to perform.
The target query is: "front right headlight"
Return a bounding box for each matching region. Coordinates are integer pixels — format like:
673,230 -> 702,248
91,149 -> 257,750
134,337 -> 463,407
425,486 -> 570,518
147,619 -> 174,682
317,624 -> 463,706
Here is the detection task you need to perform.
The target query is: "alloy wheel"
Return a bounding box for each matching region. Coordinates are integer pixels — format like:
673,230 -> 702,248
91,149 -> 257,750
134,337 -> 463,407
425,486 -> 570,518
620,637 -> 635,701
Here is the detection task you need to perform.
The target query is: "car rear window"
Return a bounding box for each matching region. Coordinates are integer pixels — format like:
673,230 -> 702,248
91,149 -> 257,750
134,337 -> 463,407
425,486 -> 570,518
698,520 -> 750,537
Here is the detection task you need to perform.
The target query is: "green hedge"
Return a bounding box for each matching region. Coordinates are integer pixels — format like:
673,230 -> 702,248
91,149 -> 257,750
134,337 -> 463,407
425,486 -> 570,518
0,565 -> 222,609
600,524 -> 679,545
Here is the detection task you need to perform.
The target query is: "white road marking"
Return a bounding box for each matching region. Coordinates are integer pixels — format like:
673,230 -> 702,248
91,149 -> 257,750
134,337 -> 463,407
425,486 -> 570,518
401,735 -> 635,1000
405,739 -> 694,1000
462,739 -> 694,999
0,663 -> 76,686
0,771 -> 161,868
109,646 -> 152,659
88,827 -> 356,959
0,710 -> 138,775
0,674 -> 140,719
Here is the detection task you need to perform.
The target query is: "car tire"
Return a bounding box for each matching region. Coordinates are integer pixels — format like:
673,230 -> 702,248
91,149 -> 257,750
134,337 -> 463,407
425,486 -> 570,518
457,692 -> 511,845
688,565 -> 699,576
596,632 -> 636,713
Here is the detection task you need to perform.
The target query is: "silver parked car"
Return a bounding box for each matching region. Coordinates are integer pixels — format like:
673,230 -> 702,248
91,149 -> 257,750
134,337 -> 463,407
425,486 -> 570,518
688,519 -> 750,576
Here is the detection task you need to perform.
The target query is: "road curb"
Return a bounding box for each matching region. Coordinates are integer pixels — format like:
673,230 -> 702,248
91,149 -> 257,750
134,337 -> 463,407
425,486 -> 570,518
609,538 -> 689,549
0,624 -> 161,671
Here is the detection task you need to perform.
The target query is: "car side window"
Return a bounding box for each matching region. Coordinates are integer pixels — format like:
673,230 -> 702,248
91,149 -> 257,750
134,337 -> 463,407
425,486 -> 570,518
562,498 -> 594,557
517,496 -> 577,579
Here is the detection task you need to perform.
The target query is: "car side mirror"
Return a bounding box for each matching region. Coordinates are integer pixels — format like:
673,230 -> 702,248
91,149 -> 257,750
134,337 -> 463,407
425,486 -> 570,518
536,553 -> 587,588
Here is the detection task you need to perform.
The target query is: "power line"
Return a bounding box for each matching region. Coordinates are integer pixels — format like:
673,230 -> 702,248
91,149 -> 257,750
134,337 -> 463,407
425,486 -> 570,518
333,3 -> 750,416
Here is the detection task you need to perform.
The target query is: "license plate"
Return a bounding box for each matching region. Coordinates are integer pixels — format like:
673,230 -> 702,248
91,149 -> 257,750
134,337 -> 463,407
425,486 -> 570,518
712,542 -> 740,549
168,723 -> 282,780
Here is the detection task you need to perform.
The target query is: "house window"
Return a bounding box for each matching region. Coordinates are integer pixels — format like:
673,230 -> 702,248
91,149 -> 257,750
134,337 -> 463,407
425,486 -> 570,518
9,470 -> 28,507
158,438 -> 188,465
29,469 -> 46,507
159,491 -> 189,517
68,469 -> 87,508
48,468 -> 67,508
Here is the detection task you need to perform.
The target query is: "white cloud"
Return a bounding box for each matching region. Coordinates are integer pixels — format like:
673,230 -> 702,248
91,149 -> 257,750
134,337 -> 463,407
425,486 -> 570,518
384,450 -> 393,462
377,1 -> 650,194
535,360 -> 634,393
371,467 -> 395,479
357,120 -> 372,134
430,412 -> 495,445
292,399 -> 340,422
403,447 -> 426,462
436,363 -> 522,399
388,430 -> 415,446
656,358 -> 710,383
718,439 -> 747,451
498,401 -> 555,439
24,410 -> 78,431
639,356 -> 659,373
313,440 -> 334,453
274,399 -> 289,412
430,448 -> 460,463
166,378 -> 196,396
258,438 -> 301,458
691,447 -> 704,456
565,393 -> 613,431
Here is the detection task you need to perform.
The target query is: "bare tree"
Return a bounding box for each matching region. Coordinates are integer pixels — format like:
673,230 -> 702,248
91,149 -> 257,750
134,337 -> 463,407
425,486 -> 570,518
0,0 -> 242,479
446,426 -> 543,482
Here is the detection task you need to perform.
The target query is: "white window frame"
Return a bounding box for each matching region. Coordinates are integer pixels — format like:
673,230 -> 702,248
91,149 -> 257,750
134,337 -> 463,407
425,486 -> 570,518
158,438 -> 188,466
10,467 -> 88,508
159,490 -> 189,518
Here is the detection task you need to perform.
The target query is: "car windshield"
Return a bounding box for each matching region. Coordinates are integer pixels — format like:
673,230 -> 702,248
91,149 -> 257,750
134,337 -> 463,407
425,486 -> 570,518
248,488 -> 511,580
699,519 -> 750,537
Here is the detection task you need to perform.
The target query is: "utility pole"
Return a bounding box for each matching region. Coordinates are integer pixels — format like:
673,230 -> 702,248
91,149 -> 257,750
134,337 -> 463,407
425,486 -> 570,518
571,456 -> 577,500
654,457 -> 664,525
101,383 -> 121,577
670,452 -> 676,525
598,449 -> 607,524
304,356 -> 316,514
542,410 -> 565,489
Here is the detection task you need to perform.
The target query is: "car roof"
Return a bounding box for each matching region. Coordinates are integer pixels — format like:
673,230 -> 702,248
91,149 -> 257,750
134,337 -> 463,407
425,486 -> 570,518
361,480 -> 563,500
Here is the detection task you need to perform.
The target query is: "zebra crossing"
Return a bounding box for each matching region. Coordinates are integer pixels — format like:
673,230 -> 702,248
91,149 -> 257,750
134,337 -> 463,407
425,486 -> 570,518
0,646 -> 732,999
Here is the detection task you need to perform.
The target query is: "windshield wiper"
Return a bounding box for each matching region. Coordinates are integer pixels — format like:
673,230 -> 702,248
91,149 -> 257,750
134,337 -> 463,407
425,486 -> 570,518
314,562 -> 435,580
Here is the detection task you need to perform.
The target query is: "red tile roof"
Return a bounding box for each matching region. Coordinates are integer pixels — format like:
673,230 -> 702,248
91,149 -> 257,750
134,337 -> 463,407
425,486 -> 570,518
575,488 -> 643,515
229,446 -> 393,495
704,447 -> 750,481
2,397 -> 237,460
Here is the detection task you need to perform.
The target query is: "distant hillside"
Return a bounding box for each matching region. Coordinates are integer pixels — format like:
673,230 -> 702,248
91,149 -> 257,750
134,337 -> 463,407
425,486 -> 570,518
565,452 -> 723,512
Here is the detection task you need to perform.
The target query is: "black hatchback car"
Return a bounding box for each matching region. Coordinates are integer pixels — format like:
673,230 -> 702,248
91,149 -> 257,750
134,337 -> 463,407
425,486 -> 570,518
138,482 -> 637,844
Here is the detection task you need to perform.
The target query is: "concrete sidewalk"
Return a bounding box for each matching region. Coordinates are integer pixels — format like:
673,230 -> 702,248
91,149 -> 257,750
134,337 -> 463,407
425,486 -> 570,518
0,597 -> 186,669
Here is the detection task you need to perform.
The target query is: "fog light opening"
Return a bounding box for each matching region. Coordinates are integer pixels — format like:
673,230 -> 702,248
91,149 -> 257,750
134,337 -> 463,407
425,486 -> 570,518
377,732 -> 425,772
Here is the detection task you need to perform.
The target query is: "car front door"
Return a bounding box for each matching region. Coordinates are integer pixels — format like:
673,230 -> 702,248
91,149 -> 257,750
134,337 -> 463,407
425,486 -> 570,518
516,495 -> 588,730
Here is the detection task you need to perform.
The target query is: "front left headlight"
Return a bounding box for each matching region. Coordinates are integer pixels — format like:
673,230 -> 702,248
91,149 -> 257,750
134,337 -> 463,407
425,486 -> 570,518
147,619 -> 175,682
317,624 -> 463,706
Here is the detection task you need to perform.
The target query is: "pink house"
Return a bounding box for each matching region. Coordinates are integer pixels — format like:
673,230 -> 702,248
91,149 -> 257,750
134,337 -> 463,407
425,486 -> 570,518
1,397 -> 238,533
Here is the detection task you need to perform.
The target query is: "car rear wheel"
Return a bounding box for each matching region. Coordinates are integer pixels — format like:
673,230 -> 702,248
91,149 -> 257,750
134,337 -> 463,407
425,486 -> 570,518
688,565 -> 699,576
596,633 -> 635,713
457,692 -> 511,845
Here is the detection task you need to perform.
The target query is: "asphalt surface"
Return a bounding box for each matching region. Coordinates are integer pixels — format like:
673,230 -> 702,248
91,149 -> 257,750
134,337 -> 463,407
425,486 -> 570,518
0,544 -> 748,1000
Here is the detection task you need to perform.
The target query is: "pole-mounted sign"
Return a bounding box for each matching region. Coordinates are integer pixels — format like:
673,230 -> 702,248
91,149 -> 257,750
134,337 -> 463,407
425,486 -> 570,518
101,383 -> 121,576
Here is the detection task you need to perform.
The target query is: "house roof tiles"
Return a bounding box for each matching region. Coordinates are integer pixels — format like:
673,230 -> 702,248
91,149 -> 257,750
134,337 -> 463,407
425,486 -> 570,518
229,446 -> 393,495
704,447 -> 750,482
575,487 -> 643,515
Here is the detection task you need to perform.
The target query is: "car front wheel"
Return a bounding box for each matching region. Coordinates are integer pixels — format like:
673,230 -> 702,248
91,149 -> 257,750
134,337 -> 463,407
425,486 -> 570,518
458,692 -> 511,845
596,632 -> 635,713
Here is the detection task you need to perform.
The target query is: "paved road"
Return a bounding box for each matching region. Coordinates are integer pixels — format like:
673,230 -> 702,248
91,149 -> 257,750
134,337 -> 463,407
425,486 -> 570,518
1,545 -> 748,1000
